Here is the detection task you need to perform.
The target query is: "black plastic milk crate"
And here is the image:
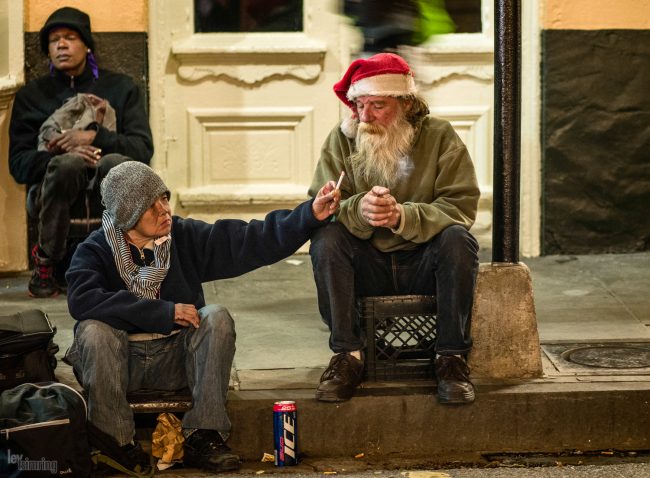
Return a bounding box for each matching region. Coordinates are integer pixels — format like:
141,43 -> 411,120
359,295 -> 437,381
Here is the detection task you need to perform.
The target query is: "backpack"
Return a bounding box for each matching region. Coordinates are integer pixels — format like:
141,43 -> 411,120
0,310 -> 58,392
0,381 -> 92,477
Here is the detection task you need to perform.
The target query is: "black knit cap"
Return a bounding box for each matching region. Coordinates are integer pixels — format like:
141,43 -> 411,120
39,7 -> 94,54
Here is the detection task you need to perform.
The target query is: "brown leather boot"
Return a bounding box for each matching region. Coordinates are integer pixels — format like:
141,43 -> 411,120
435,355 -> 475,404
316,352 -> 364,402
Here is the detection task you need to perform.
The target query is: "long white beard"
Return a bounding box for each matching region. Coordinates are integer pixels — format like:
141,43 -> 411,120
349,116 -> 415,188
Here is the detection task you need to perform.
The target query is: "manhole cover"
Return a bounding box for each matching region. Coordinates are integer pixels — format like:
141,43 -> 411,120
562,345 -> 650,369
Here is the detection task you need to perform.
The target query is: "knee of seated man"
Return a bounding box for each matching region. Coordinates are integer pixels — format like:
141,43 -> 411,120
310,222 -> 350,256
201,305 -> 235,338
98,153 -> 131,171
437,225 -> 478,258
77,320 -> 127,350
47,153 -> 86,178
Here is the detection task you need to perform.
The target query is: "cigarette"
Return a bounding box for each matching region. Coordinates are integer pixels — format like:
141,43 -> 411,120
335,171 -> 345,190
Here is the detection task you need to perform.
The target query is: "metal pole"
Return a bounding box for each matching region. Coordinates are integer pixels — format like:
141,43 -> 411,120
492,0 -> 521,263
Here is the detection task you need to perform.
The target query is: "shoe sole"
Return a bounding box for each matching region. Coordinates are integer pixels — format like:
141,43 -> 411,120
437,390 -> 475,404
27,289 -> 59,299
315,389 -> 354,402
184,455 -> 240,472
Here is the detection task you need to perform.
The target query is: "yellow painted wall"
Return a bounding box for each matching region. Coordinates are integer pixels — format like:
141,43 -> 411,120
544,0 -> 650,30
24,0 -> 147,32
0,102 -> 28,272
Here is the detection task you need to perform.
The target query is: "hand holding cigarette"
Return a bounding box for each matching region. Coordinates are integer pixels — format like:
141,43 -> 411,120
311,173 -> 344,221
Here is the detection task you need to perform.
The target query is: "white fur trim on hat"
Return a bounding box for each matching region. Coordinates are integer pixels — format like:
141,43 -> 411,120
340,116 -> 359,139
347,73 -> 417,101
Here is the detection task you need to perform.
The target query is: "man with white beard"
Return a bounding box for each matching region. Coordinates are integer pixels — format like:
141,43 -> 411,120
308,53 -> 480,404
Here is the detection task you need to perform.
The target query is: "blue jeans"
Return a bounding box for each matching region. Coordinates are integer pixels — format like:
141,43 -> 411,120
65,304 -> 236,446
309,222 -> 479,356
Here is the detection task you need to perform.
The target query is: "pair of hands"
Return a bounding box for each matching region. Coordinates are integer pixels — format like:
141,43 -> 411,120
47,129 -> 101,167
312,182 -> 401,230
46,94 -> 107,165
360,186 -> 401,229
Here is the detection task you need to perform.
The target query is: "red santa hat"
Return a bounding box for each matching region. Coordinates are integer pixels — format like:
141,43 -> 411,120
333,53 -> 417,111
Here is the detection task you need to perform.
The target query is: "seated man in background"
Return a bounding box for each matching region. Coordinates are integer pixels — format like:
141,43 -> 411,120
8,6 -> 153,298
309,53 -> 480,404
64,161 -> 340,472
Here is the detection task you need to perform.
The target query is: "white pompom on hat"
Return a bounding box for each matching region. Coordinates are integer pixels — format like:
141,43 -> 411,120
333,53 -> 417,111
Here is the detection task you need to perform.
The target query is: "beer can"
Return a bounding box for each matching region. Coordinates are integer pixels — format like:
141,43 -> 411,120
273,400 -> 298,466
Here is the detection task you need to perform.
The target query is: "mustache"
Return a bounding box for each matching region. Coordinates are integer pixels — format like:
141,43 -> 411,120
350,116 -> 415,188
358,122 -> 386,135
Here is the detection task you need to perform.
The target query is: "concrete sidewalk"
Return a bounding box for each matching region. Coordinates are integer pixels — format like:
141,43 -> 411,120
1,251 -> 649,467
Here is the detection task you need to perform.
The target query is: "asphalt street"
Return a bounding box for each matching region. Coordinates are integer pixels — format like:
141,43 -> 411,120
108,462 -> 650,477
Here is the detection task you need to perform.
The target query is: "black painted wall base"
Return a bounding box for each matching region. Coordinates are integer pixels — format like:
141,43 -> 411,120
541,29 -> 650,254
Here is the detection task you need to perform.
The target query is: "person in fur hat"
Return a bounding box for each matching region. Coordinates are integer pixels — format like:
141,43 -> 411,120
65,161 -> 341,472
308,52 -> 480,404
8,6 -> 153,299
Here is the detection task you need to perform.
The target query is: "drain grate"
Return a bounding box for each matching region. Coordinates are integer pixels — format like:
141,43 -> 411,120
562,344 -> 650,369
542,342 -> 650,375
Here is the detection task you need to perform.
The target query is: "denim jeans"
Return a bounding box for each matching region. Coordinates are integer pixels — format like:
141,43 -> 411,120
64,304 -> 236,446
36,153 -> 129,261
309,222 -> 479,356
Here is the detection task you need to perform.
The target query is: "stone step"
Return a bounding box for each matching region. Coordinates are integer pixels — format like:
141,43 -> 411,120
134,379 -> 650,463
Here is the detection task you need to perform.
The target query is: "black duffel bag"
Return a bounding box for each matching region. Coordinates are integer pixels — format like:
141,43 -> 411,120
0,310 -> 58,392
0,381 -> 92,477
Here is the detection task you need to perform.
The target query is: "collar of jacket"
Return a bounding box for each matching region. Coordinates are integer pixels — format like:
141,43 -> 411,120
52,64 -> 97,89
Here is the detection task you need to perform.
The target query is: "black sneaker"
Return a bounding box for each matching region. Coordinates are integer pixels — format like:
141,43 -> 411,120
315,352 -> 364,402
183,429 -> 241,472
435,355 -> 476,404
87,423 -> 152,477
28,245 -> 60,298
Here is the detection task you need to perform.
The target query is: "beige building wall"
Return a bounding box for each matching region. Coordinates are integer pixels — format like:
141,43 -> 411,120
0,1 -> 25,273
543,0 -> 650,29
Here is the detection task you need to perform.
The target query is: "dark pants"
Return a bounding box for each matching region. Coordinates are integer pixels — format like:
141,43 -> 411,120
309,222 -> 479,356
35,153 -> 130,261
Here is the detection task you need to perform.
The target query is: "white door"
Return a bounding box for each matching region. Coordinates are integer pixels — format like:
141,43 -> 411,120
148,0 -> 354,222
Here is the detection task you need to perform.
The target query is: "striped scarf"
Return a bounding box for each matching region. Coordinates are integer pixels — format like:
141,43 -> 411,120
102,211 -> 171,299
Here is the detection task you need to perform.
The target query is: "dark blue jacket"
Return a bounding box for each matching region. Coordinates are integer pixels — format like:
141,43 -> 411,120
66,200 -> 324,334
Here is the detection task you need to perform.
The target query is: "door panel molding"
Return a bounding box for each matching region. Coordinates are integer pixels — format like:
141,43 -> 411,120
180,106 -> 314,208
172,33 -> 327,84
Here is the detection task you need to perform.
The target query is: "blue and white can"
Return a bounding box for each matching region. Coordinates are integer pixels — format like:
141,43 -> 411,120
273,400 -> 298,466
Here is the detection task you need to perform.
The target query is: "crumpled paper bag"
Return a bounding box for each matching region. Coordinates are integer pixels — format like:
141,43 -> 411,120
151,412 -> 184,470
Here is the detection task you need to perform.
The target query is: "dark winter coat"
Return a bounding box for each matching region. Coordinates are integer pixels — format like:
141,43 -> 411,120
9,65 -> 153,185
